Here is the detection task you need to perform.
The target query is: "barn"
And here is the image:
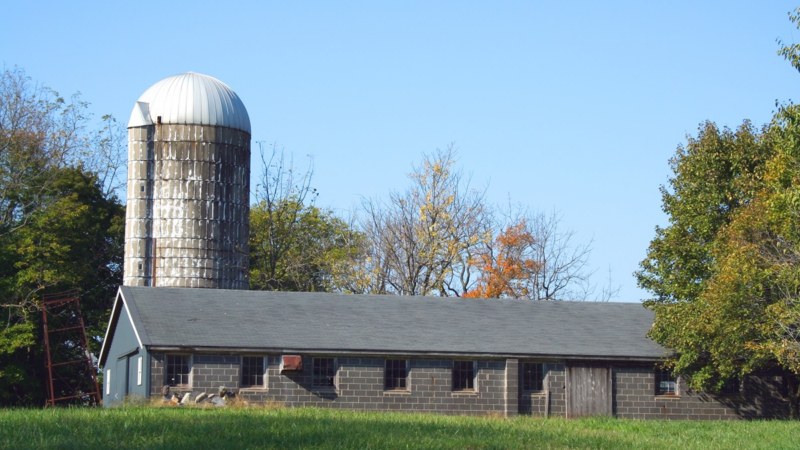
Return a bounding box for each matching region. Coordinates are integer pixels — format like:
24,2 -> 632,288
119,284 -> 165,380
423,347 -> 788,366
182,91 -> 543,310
100,72 -> 790,419
98,286 -> 789,419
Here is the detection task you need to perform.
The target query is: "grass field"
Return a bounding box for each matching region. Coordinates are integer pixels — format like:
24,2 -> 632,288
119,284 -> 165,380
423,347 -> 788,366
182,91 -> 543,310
1,406 -> 798,450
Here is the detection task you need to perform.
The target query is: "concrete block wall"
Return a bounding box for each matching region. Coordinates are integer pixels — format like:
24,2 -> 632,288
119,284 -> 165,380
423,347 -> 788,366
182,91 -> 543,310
519,362 -> 566,417
147,353 -> 791,419
613,366 -> 789,420
258,356 -> 508,416
150,353 -> 510,416
150,353 -> 164,396
192,355 -> 239,390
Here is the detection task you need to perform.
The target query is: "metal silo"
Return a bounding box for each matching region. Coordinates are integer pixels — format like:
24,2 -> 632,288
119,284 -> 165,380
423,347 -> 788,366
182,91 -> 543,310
124,72 -> 250,289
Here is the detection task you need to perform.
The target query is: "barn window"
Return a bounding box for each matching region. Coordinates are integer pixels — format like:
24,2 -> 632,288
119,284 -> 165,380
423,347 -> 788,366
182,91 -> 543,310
242,356 -> 266,388
384,359 -> 408,390
522,362 -> 544,392
452,361 -> 476,391
312,357 -> 336,388
166,355 -> 191,386
655,369 -> 677,395
137,356 -> 143,386
721,378 -> 741,395
106,369 -> 111,395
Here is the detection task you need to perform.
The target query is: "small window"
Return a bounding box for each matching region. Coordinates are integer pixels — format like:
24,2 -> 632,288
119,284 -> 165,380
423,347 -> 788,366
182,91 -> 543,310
242,356 -> 266,388
385,359 -> 408,390
655,369 -> 677,395
452,361 -> 476,391
138,263 -> 143,270
137,356 -> 143,386
522,362 -> 544,392
106,369 -> 111,395
721,378 -> 741,395
166,355 -> 190,386
140,185 -> 145,192
312,357 -> 336,388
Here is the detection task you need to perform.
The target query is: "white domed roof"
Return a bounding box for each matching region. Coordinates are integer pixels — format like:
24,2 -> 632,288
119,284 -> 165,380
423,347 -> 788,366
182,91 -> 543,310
128,72 -> 251,134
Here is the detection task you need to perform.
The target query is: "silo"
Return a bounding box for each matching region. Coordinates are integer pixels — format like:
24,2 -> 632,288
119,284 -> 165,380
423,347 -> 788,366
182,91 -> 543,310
124,72 -> 250,289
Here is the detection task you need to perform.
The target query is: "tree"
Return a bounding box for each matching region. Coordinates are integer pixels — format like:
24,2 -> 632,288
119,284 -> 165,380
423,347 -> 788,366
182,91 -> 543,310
0,67 -> 126,405
778,7 -> 800,74
0,167 -> 124,405
359,146 -> 491,296
249,143 -> 367,292
0,67 -> 89,238
464,219 -> 540,299
465,209 -> 614,301
637,120 -> 772,306
250,201 -> 366,292
633,115 -> 800,410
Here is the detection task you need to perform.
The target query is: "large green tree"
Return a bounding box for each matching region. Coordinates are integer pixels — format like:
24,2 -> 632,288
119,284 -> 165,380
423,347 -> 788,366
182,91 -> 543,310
249,144 -> 366,293
0,67 -> 125,405
250,201 -> 365,292
636,101 -> 800,416
0,167 -> 124,405
638,10 -> 800,417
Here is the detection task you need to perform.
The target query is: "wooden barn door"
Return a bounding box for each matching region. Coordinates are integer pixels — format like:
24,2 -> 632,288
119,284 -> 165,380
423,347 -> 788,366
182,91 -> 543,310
566,363 -> 612,418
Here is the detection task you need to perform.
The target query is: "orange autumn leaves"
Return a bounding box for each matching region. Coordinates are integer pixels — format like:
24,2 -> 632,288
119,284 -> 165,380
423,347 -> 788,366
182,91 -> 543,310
464,220 -> 541,299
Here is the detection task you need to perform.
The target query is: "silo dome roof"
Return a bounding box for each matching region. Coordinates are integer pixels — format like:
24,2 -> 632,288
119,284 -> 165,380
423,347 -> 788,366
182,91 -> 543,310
128,72 -> 251,134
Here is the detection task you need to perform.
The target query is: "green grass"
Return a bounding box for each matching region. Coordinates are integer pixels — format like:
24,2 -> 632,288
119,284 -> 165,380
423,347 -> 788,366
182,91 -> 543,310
0,407 -> 798,450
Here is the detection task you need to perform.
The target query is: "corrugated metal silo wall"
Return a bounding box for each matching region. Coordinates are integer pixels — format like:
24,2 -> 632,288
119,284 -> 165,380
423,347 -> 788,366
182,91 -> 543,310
124,124 -> 250,290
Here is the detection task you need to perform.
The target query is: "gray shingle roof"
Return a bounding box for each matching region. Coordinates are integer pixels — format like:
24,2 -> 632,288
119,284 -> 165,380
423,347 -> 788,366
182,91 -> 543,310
118,286 -> 668,360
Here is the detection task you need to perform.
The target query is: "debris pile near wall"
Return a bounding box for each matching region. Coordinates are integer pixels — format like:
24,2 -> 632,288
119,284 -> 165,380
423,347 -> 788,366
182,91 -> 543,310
161,386 -> 237,407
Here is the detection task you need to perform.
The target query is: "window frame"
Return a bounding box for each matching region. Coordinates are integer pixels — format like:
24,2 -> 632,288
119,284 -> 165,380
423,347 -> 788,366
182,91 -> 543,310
654,369 -> 678,396
165,354 -> 192,387
312,357 -> 337,389
241,355 -> 267,389
522,362 -> 545,393
452,360 -> 477,392
720,377 -> 742,395
137,356 -> 143,386
384,359 -> 409,391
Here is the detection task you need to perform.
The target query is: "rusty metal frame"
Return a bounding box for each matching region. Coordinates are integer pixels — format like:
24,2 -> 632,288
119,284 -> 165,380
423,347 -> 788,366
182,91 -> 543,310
42,290 -> 101,406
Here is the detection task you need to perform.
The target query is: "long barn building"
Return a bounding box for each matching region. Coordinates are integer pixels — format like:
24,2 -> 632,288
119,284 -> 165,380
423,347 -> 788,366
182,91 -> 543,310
99,286 -> 789,419
99,72 -> 790,419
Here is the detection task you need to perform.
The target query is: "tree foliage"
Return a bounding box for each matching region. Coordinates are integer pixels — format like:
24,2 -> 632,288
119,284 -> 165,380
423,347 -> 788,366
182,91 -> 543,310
464,220 -> 540,299
249,144 -> 366,292
0,67 -> 125,405
354,147 -> 607,300
358,146 -> 491,296
636,106 -> 800,414
0,167 -> 124,405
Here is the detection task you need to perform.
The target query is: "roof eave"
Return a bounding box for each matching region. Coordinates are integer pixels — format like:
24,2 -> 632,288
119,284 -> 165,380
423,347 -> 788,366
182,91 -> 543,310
144,345 -> 669,362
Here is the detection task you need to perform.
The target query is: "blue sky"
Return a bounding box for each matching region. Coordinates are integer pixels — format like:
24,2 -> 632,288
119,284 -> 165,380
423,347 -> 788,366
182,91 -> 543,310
2,1 -> 798,302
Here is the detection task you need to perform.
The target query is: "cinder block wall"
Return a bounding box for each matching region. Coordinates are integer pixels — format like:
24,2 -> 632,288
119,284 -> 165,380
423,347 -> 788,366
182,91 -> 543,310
261,356 -> 508,416
519,362 -> 566,417
613,366 -> 789,420
148,353 -> 791,419
150,353 -> 510,416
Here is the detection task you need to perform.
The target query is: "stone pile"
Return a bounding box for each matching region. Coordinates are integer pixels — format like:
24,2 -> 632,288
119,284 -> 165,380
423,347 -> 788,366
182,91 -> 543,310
160,385 -> 237,407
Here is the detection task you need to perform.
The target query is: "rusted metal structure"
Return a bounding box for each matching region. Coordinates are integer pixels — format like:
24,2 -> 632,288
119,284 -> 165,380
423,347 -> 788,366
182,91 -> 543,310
124,72 -> 251,289
42,290 -> 101,406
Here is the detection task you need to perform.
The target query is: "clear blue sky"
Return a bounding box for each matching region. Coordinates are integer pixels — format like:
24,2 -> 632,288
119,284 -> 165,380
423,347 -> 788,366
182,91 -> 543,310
2,1 -> 798,302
